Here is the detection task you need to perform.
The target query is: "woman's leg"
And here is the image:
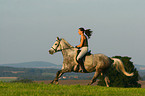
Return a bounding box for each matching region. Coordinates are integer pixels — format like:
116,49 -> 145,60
77,47 -> 88,72
77,47 -> 88,60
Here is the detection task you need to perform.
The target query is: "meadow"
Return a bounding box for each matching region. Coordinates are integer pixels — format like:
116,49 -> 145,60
0,82 -> 145,96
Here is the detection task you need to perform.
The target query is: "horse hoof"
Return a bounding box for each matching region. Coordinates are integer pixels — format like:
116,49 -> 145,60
50,82 -> 53,84
107,85 -> 109,87
50,80 -> 54,84
55,82 -> 59,85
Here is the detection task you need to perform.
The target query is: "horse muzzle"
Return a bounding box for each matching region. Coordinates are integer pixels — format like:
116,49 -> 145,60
49,49 -> 54,55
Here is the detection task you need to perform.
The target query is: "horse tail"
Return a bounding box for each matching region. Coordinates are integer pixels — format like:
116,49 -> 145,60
110,58 -> 134,76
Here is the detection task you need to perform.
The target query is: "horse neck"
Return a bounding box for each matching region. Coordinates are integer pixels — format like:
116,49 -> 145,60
60,39 -> 76,59
62,49 -> 73,57
61,45 -> 75,58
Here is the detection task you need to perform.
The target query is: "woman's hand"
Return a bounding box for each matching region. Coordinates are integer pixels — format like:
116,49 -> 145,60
75,46 -> 80,49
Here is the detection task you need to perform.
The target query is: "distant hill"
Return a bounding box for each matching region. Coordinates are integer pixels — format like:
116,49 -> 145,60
0,61 -> 62,69
0,66 -> 59,80
0,66 -> 94,81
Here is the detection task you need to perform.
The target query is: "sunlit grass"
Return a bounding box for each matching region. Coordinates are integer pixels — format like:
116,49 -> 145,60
0,82 -> 145,96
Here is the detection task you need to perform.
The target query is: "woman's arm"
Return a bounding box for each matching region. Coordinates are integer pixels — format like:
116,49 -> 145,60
77,35 -> 84,48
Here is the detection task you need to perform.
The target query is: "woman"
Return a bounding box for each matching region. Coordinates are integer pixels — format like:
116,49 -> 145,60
75,27 -> 93,72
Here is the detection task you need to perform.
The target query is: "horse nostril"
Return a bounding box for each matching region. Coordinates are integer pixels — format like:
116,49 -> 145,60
49,50 -> 53,54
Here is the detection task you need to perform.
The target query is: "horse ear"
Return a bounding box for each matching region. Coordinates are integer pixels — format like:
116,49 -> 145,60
57,37 -> 60,41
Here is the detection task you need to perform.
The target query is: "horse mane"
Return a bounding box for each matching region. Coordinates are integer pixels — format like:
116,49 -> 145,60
61,38 -> 74,48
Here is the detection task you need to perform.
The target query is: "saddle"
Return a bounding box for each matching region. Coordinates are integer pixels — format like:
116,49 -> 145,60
76,50 -> 92,61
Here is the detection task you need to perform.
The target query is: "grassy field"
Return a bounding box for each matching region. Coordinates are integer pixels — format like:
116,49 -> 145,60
0,82 -> 145,96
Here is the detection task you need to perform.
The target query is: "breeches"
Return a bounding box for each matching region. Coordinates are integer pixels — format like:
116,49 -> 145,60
77,47 -> 88,60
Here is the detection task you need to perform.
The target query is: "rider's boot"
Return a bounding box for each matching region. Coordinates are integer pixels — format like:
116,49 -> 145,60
77,59 -> 84,72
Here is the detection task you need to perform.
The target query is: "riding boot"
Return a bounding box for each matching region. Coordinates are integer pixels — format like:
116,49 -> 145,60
77,59 -> 84,72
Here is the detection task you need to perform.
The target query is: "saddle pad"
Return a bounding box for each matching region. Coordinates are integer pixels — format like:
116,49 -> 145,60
84,55 -> 93,66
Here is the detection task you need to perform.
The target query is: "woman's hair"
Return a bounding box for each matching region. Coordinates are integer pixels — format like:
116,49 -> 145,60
79,27 -> 93,39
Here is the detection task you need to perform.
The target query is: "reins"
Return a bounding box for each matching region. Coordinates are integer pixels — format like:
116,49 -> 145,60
58,47 -> 74,51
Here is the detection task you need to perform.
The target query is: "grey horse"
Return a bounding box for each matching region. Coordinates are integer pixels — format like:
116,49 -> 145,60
48,37 -> 134,87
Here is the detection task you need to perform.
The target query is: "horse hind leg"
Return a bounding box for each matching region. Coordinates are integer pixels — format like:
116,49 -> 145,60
88,71 -> 100,85
104,75 -> 110,87
102,69 -> 110,87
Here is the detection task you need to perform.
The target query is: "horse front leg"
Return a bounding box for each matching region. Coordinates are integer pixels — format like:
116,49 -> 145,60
50,69 -> 68,84
88,71 -> 100,85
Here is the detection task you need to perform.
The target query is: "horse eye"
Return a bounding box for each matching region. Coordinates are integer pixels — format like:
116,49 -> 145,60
55,43 -> 57,45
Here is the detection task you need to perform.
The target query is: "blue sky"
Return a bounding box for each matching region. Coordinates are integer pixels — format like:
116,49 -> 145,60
0,0 -> 145,65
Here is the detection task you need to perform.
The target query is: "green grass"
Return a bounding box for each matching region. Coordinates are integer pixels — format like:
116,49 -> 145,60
0,82 -> 145,96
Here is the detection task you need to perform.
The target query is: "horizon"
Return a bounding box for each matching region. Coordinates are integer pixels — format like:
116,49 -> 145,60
0,61 -> 58,65
0,61 -> 145,67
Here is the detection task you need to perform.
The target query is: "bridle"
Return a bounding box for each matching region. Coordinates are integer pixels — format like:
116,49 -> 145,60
51,40 -> 62,52
51,40 -> 74,52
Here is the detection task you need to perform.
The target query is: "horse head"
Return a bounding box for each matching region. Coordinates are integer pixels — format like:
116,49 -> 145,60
49,37 -> 62,55
49,37 -> 74,55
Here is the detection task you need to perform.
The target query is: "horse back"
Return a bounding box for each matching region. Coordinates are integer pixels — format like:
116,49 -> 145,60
84,54 -> 94,66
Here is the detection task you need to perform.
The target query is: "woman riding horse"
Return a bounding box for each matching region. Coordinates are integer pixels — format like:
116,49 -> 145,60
49,36 -> 134,86
75,27 -> 93,72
